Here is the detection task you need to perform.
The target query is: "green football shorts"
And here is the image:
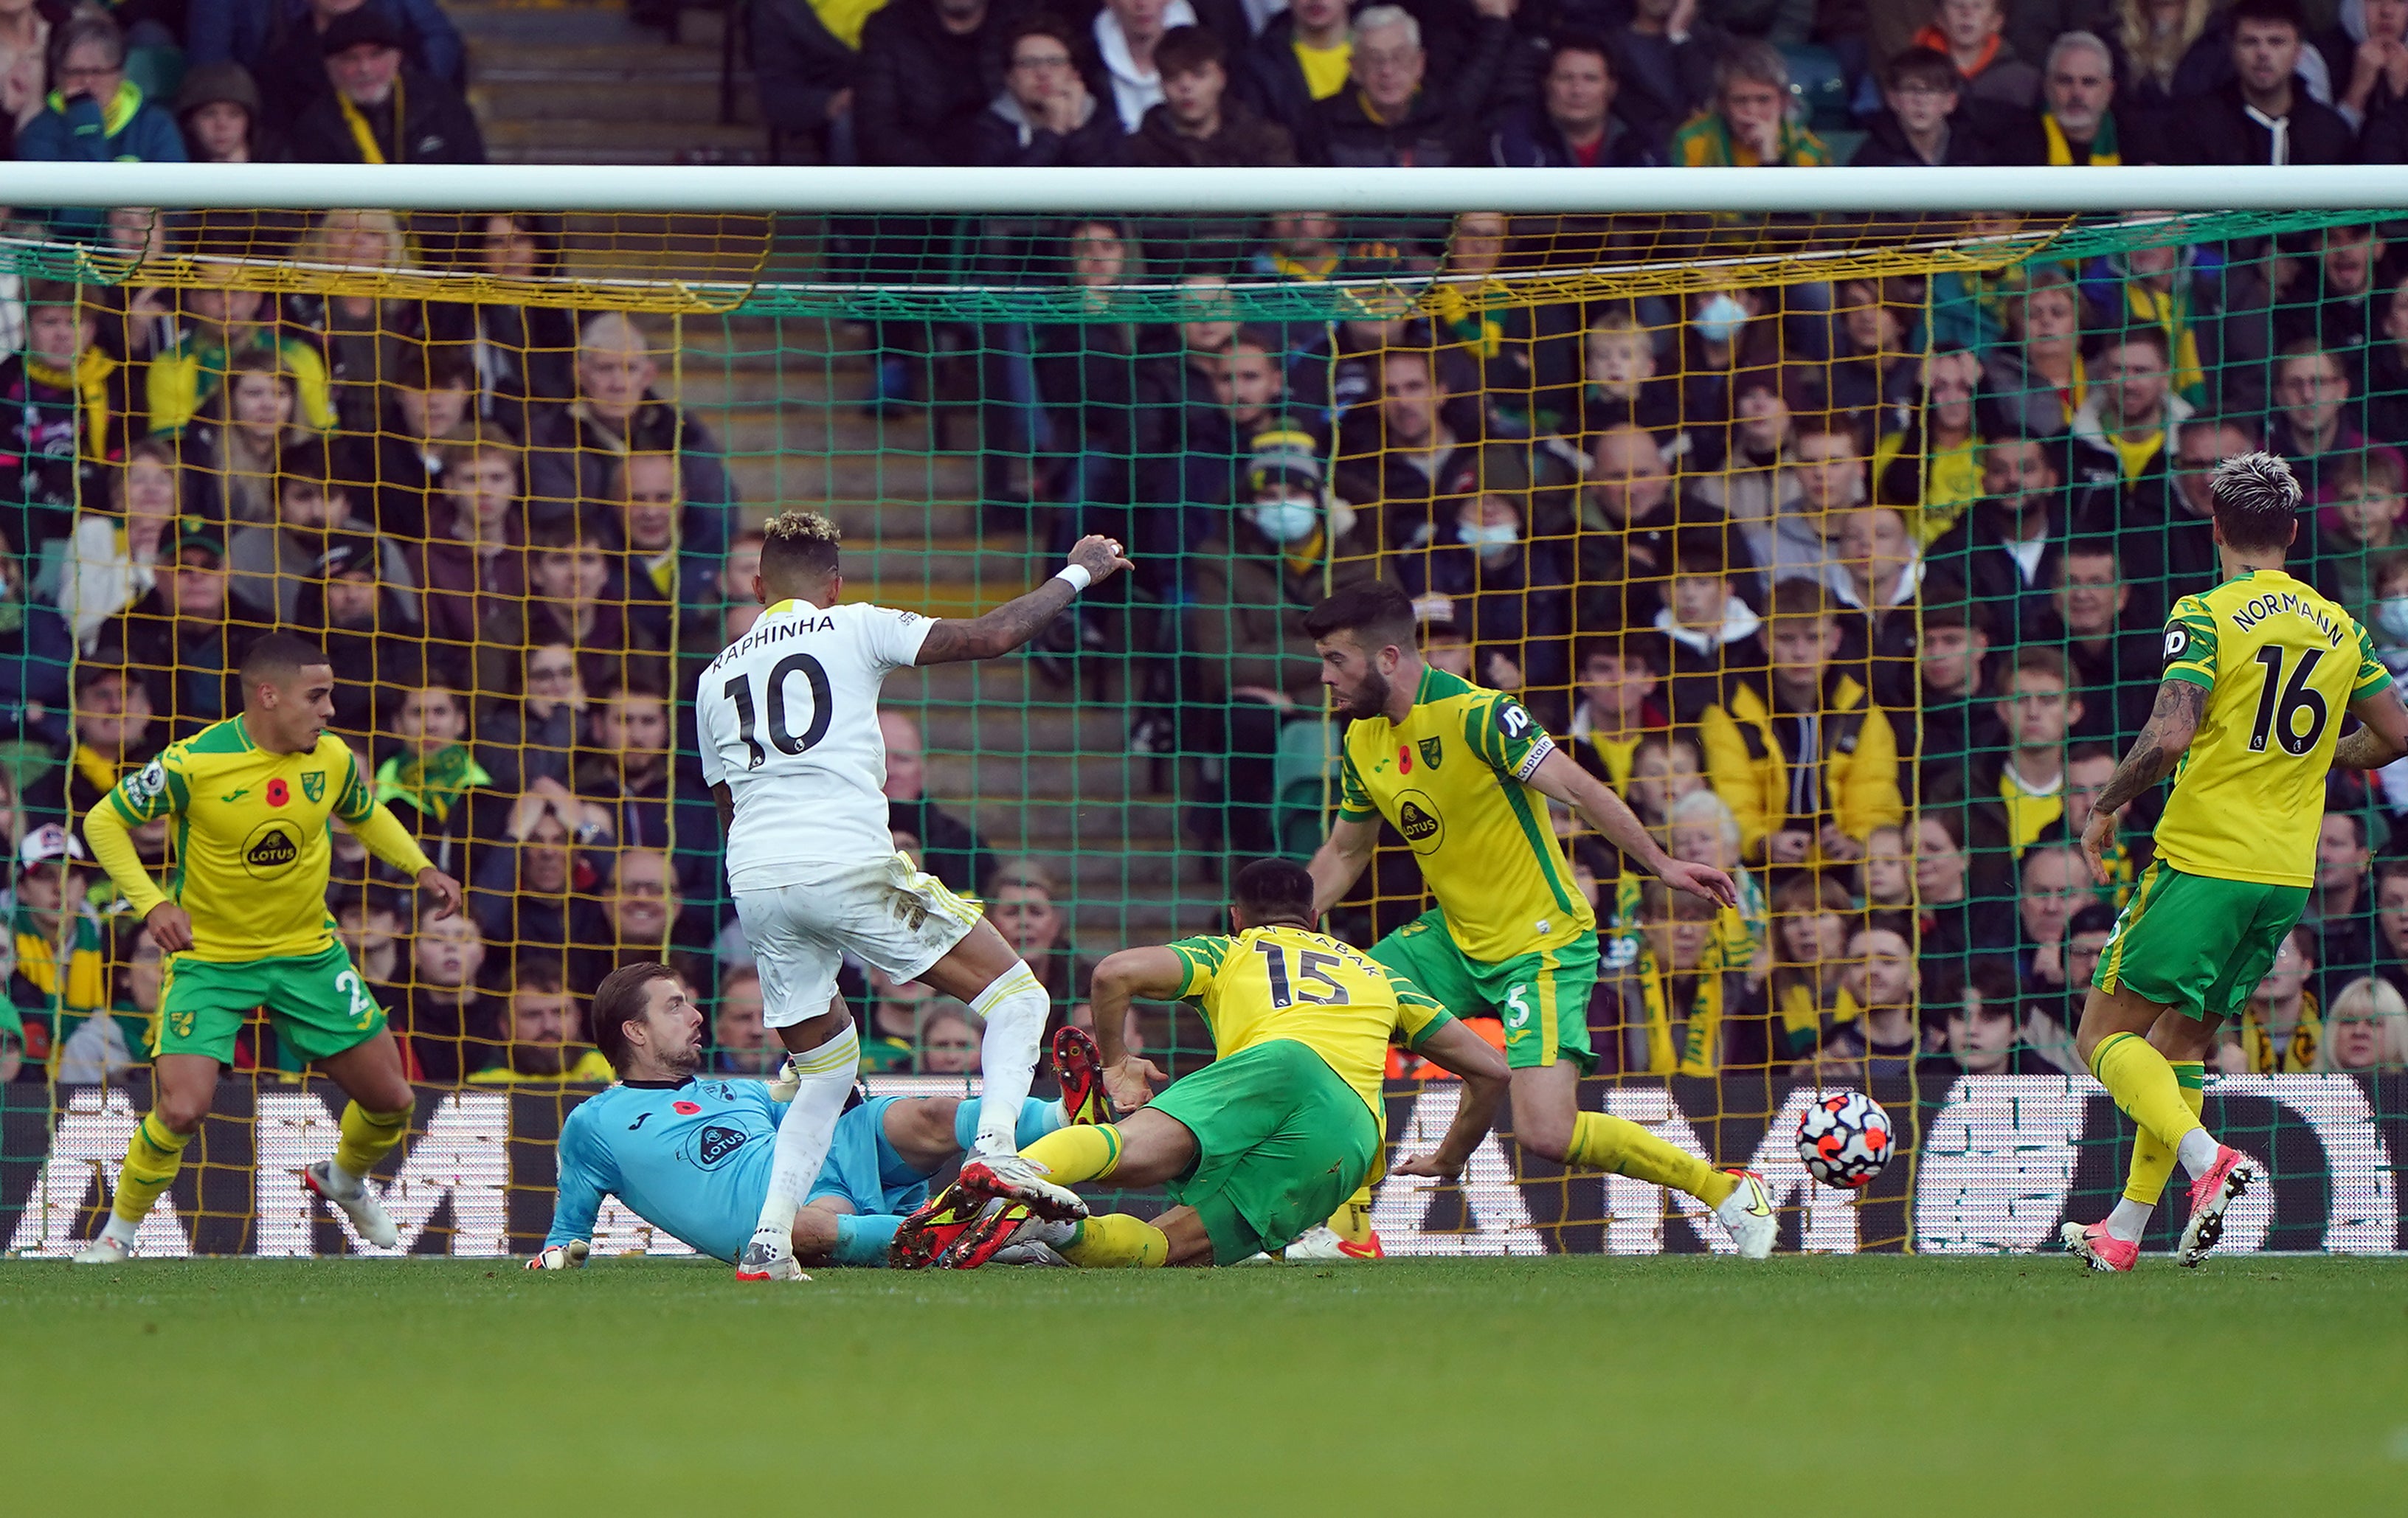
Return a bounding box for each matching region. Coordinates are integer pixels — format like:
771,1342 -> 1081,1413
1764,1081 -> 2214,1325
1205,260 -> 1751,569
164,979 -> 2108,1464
1149,1039 -> 1380,1266
2092,862 -> 2311,1022
1369,909 -> 1599,1072
156,941 -> 389,1065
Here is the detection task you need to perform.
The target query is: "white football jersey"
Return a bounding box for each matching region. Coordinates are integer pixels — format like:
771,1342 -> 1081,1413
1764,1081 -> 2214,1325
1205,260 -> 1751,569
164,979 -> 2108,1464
696,597 -> 933,888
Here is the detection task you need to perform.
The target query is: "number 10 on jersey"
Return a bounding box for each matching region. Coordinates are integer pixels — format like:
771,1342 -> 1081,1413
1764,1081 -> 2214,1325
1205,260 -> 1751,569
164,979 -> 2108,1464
723,653 -> 834,769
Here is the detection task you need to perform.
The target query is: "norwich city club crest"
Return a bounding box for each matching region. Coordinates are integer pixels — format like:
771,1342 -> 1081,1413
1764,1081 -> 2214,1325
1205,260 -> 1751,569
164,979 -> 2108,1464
1417,737 -> 1443,770
301,770 -> 325,803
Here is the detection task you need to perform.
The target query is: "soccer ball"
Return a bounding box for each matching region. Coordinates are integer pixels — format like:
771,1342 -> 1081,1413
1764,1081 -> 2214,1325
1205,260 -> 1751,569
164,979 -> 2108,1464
1796,1090 -> 1894,1190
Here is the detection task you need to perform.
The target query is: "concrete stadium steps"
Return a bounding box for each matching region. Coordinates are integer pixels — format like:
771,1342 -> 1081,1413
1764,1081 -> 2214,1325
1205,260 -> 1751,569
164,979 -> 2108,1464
455,2 -> 761,166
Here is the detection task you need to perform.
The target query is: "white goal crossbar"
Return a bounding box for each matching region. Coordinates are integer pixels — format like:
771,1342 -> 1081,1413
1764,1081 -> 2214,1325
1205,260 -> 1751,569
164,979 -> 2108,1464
0,162 -> 2401,215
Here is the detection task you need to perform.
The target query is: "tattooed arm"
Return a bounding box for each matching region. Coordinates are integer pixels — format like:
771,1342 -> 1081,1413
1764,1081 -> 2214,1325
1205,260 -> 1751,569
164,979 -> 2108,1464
2081,678 -> 2206,885
914,535 -> 1134,665
2333,684 -> 2408,770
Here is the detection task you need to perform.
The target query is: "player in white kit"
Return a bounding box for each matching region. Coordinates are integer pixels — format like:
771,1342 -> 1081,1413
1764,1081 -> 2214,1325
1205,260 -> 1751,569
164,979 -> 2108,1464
697,510 -> 1132,1280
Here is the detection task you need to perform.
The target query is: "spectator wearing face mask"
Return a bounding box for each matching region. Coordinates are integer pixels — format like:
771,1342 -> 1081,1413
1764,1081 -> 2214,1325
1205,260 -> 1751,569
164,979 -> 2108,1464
1182,432 -> 1380,860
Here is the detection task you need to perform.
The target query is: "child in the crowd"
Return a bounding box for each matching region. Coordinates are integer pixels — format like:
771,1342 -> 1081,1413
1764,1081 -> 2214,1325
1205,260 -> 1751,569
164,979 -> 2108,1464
1656,544 -> 1766,724
2312,451 -> 2407,623
1861,823 -> 1914,909
1567,633 -> 1670,794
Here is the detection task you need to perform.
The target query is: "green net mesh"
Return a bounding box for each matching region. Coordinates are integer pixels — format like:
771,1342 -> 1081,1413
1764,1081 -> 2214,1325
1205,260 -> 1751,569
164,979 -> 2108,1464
0,203 -> 2401,1259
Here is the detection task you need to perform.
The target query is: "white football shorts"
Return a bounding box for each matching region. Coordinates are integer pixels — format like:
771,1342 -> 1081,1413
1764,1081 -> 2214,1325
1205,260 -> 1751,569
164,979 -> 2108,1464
734,852 -> 981,1029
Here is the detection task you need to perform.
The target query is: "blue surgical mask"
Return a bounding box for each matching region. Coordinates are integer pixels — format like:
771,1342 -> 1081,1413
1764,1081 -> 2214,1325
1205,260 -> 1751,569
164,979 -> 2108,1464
1249,497 -> 1318,544
2378,596 -> 2408,644
1692,293 -> 1748,344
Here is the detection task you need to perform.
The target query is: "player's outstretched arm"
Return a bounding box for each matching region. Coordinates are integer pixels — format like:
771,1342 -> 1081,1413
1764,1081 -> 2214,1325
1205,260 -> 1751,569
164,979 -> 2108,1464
1088,945 -> 1182,1110
2082,676 -> 2206,884
2335,685 -> 2408,769
1526,748 -> 1738,908
1307,815 -> 1379,918
913,535 -> 1134,665
1389,1019 -> 1509,1181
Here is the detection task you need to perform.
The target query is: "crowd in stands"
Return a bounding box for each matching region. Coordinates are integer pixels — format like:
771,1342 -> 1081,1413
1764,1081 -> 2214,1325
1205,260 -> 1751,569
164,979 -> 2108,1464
3,0 -> 2408,1092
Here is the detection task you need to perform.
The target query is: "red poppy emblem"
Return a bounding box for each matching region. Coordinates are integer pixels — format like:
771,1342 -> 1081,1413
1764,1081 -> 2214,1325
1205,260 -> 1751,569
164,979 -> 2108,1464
265,778 -> 289,807
1398,744 -> 1413,774
673,1101 -> 701,1115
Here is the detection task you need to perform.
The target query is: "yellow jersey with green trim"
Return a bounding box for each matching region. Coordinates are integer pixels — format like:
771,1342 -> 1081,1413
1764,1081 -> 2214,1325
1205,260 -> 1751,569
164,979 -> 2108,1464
2157,569 -> 2391,886
1167,923 -> 1453,1125
105,717 -> 381,961
1337,665 -> 1595,960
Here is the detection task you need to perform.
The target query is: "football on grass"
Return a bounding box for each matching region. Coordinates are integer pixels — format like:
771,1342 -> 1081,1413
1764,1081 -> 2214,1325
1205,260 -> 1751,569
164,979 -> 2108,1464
1796,1090 -> 1894,1190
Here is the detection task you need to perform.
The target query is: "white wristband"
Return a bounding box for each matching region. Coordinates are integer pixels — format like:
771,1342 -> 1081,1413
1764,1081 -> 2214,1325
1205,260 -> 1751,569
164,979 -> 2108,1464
1054,564 -> 1093,593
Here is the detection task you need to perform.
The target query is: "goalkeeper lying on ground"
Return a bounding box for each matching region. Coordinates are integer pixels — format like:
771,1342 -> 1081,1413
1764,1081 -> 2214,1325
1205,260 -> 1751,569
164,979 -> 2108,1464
910,859 -> 1511,1269
525,963 -> 1068,1272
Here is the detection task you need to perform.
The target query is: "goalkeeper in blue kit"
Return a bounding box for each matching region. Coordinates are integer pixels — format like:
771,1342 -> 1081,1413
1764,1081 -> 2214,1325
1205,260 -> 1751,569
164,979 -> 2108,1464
527,963 -> 1071,1271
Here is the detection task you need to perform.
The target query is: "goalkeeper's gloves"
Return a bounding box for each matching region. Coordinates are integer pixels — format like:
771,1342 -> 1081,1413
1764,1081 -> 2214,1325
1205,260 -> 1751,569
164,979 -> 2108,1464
525,1240 -> 589,1270
768,1056 -> 800,1102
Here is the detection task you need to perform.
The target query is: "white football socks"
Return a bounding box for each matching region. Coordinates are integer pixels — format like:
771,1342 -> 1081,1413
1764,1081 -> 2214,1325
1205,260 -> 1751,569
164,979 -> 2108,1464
968,966 -> 1049,1160
751,1024 -> 861,1244
2103,1197 -> 2154,1244
2176,1128 -> 2222,1179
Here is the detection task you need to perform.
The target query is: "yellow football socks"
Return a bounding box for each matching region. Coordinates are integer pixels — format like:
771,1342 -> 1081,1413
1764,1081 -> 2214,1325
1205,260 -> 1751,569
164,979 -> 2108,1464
1328,1186 -> 1376,1248
1565,1112 -> 1738,1207
1020,1123 -> 1121,1186
1061,1213 -> 1170,1268
333,1102 -> 414,1184
2091,1032 -> 2205,1155
2122,1061 -> 2207,1205
111,1112 -> 193,1227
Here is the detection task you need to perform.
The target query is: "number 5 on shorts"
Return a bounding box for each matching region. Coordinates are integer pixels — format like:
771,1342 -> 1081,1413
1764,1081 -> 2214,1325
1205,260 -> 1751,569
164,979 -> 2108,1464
1504,985 -> 1532,1029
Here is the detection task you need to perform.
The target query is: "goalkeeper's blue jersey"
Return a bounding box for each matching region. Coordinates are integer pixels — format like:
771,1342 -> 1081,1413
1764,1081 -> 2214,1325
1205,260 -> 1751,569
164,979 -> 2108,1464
544,1077 -> 925,1264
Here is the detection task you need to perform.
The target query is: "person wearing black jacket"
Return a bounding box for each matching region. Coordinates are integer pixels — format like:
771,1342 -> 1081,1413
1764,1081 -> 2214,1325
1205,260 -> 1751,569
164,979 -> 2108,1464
288,9 -> 485,164
1125,24 -> 1294,168
95,527 -> 246,741
232,0 -> 468,134
856,0 -> 1019,166
1487,32 -> 1663,167
1600,0 -> 1720,148
1234,0 -> 1352,161
0,281 -> 123,563
1924,434 -> 2072,647
1914,576 -> 2007,800
1314,1 -> 1513,169
2114,412 -> 2241,609
2176,0 -> 2356,165
1849,46 -> 1995,167
969,12 -> 1127,167
423,213 -> 581,439
752,0 -> 867,162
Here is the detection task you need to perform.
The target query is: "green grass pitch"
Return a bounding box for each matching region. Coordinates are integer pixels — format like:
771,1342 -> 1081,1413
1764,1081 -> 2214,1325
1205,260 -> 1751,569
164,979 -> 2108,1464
4,1255 -> 2401,1515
